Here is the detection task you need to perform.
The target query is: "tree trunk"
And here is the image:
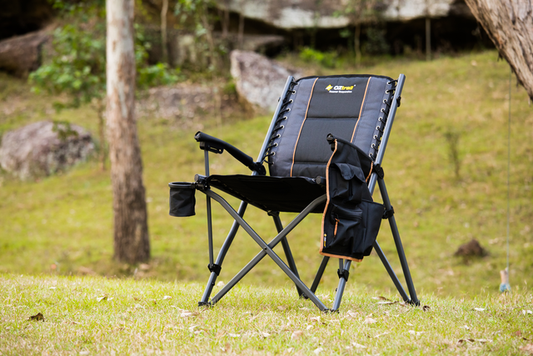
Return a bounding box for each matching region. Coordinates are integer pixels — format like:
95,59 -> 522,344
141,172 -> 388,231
425,16 -> 431,61
106,0 -> 150,264
354,23 -> 361,66
465,0 -> 533,100
160,0 -> 168,64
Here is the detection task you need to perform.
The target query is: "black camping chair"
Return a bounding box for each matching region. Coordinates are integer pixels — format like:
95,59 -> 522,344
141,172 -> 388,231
169,74 -> 419,312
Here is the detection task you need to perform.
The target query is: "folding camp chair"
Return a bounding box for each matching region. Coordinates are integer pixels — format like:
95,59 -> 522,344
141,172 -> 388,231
169,74 -> 419,311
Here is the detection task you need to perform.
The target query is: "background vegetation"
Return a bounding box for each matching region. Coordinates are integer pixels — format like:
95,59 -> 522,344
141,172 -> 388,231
1,50 -> 532,300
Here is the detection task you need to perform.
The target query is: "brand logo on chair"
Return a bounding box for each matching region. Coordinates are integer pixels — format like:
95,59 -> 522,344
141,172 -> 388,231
325,84 -> 355,94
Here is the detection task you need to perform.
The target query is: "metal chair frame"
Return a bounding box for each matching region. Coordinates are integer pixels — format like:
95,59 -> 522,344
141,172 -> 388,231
192,74 -> 419,311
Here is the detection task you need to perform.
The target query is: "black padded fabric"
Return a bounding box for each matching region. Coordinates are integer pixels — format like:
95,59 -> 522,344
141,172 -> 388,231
269,75 -> 394,179
207,175 -> 326,213
320,136 -> 384,261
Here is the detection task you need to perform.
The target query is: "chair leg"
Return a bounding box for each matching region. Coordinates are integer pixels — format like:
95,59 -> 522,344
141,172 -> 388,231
272,215 -> 304,297
199,201 -> 248,306
205,190 -> 329,311
330,260 -> 351,311
311,256 -> 330,293
377,177 -> 419,305
373,241 -> 410,302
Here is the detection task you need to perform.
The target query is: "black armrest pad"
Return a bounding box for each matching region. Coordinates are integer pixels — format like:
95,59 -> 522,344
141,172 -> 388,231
195,131 -> 266,175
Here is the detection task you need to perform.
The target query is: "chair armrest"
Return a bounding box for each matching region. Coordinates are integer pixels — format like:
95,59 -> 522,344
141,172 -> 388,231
195,131 -> 266,175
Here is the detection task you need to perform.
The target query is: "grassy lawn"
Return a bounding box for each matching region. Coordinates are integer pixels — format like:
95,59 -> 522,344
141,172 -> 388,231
1,274 -> 532,355
0,49 -> 532,307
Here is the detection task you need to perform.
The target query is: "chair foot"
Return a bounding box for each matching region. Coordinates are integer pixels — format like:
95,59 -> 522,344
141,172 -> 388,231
406,299 -> 420,306
198,301 -> 212,307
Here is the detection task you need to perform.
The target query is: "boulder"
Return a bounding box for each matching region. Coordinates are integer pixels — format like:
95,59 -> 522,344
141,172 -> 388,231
216,0 -> 471,30
230,50 -> 300,112
0,121 -> 94,180
0,29 -> 50,77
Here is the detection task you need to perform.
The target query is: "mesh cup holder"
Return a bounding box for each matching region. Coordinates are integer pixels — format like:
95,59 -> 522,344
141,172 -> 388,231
169,182 -> 196,217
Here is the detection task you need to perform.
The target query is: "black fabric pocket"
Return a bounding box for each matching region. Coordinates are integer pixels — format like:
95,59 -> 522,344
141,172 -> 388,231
322,200 -> 383,260
169,182 -> 196,217
351,200 -> 384,257
321,135 -> 384,261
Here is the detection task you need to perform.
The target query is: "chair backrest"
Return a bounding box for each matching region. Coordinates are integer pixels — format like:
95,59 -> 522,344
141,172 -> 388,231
267,75 -> 396,178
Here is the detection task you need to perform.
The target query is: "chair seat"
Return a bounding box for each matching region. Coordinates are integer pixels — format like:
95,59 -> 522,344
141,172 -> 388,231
208,174 -> 326,213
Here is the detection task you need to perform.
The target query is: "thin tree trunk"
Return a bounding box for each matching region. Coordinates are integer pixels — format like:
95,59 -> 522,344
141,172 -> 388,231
96,98 -> 106,171
354,23 -> 361,66
238,2 -> 245,50
106,0 -> 150,264
161,0 -> 168,64
201,7 -> 217,70
425,16 -> 431,61
465,0 -> 533,100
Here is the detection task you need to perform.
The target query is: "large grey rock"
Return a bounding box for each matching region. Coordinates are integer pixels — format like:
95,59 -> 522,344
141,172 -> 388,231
230,50 -> 300,112
217,0 -> 470,29
0,121 -> 94,180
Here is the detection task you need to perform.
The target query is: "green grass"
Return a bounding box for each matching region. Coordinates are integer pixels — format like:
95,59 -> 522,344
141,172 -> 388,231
1,274 -> 532,355
0,50 -> 532,301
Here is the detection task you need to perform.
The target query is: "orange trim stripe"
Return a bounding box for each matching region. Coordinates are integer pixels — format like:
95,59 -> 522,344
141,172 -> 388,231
290,77 -> 318,177
366,161 -> 374,182
320,139 -> 337,254
350,77 -> 371,143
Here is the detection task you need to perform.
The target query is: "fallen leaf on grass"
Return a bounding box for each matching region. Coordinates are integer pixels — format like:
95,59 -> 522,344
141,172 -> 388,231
162,296 -> 172,300
291,330 -> 304,339
520,344 -> 533,354
458,338 -> 492,344
221,343 -> 231,353
351,342 -> 367,348
97,296 -> 108,302
313,347 -> 323,354
180,310 -> 199,318
28,313 -> 44,322
310,316 -> 321,323
374,332 -> 390,338
423,305 -> 430,312
372,296 -> 392,301
346,311 -> 359,318
473,308 -> 486,312
523,310 -> 532,315
260,332 -> 271,338
228,333 -> 241,338
364,317 -> 377,324
408,330 -> 425,336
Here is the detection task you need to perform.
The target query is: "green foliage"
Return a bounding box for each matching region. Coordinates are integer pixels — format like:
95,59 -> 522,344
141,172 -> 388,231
174,0 -> 226,73
52,121 -> 79,141
29,2 -> 179,109
365,27 -> 390,55
299,47 -> 338,68
30,23 -> 106,108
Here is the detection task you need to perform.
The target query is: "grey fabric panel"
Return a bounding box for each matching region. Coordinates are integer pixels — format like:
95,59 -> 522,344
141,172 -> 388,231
307,77 -> 368,118
269,74 -> 395,178
351,77 -> 387,155
269,77 -> 317,177
290,76 -> 370,178
351,76 -> 394,157
291,118 -> 356,177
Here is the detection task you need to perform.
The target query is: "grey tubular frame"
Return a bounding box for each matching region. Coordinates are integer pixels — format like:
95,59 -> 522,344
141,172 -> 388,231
197,74 -> 419,311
